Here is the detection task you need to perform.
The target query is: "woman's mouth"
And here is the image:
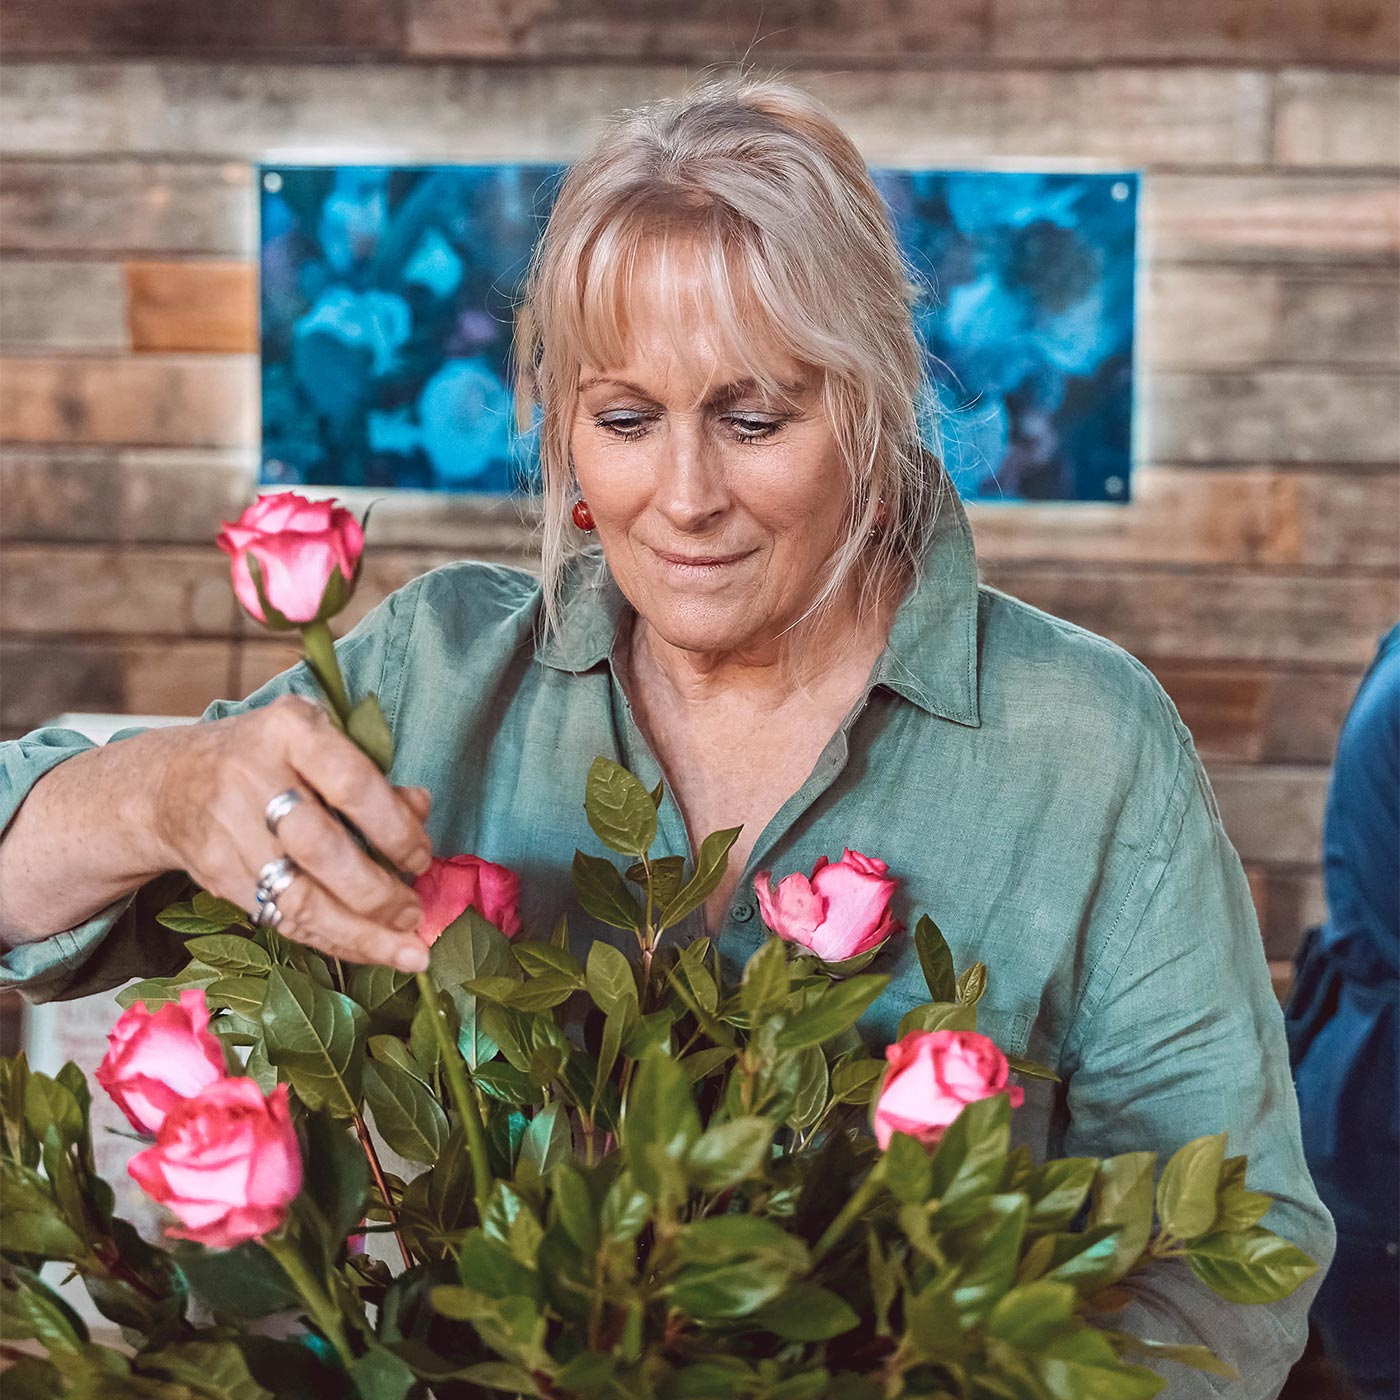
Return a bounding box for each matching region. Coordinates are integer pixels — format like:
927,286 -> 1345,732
651,547 -> 755,579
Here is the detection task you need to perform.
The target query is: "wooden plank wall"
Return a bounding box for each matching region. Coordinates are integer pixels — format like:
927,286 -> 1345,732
2,3 -> 1397,991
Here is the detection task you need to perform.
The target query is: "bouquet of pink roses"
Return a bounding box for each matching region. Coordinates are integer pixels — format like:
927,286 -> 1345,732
1,494 -> 1316,1400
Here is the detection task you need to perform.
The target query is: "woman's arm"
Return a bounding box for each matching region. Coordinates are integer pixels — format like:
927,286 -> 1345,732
1061,736 -> 1335,1397
0,576 -> 433,1001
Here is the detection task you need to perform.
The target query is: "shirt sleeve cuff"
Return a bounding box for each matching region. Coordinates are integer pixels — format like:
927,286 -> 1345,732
0,887 -> 141,1003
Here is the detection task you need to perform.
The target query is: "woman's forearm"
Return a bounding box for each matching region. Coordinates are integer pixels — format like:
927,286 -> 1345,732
0,727 -> 183,947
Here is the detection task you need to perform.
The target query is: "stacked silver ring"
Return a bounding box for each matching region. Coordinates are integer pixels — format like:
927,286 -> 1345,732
252,855 -> 300,928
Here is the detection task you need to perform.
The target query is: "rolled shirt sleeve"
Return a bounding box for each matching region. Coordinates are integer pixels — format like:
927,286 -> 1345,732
1062,731 -> 1336,1396
0,577 -> 423,1004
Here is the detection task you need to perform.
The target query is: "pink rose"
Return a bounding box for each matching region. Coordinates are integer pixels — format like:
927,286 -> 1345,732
754,849 -> 903,963
96,989 -> 228,1136
216,491 -> 364,626
414,853 -> 523,945
129,1080 -> 303,1250
874,1029 -> 1025,1151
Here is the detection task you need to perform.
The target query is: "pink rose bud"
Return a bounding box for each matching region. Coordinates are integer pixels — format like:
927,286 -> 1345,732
216,491 -> 364,627
754,848 -> 903,963
414,853 -> 523,946
874,1029 -> 1025,1152
96,988 -> 228,1136
129,1080 -> 303,1250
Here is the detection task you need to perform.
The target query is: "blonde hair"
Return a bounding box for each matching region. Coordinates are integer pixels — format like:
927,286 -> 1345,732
512,69 -> 948,643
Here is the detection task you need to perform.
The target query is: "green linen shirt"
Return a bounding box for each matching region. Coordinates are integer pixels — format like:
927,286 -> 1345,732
0,491 -> 1333,1395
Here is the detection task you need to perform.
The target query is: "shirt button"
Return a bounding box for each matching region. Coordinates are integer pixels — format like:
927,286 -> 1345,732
732,900 -> 755,924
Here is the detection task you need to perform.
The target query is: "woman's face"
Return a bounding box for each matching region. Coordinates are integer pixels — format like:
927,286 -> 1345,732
569,243 -> 851,660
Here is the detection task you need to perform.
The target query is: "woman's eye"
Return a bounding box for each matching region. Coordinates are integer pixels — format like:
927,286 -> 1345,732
596,414 -> 650,441
727,415 -> 783,441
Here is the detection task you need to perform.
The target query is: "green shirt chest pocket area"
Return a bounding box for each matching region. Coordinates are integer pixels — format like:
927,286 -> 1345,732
861,959 -> 1037,1063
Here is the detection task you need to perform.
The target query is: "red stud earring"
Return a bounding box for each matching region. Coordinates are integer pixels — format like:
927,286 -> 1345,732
571,498 -> 596,532
872,498 -> 890,529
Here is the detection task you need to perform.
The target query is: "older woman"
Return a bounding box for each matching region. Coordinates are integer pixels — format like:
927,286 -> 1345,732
0,76 -> 1330,1394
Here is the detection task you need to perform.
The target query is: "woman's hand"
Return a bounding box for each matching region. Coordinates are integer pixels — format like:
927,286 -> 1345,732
153,694 -> 433,972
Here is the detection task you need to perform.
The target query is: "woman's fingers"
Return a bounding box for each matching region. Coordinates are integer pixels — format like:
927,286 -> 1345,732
271,698 -> 431,877
267,866 -> 428,972
272,795 -> 422,932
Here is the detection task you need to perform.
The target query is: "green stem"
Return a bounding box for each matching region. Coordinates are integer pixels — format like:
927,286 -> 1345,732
301,619 -> 352,724
262,1233 -> 353,1366
811,1160 -> 886,1266
415,972 -> 492,1221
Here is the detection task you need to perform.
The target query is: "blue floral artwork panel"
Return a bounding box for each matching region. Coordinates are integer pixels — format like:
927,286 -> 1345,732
259,165 -> 1137,502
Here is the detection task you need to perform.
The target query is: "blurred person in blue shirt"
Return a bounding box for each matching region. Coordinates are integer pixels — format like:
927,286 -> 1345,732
1288,623 -> 1400,1399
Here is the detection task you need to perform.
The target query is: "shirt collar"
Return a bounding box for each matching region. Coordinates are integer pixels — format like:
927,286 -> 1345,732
535,486 -> 982,728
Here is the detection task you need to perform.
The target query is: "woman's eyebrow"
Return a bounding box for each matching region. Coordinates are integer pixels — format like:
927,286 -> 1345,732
578,375 -> 806,407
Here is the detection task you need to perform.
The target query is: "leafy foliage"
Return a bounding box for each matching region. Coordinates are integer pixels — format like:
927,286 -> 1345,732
5,761 -> 1316,1399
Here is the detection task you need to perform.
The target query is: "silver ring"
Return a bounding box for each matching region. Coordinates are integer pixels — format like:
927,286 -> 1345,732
264,788 -> 305,837
251,855 -> 300,925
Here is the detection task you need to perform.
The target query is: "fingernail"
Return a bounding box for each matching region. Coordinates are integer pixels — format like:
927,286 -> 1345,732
393,942 -> 428,973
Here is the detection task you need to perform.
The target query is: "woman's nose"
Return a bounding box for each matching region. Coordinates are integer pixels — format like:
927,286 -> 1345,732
653,424 -> 730,531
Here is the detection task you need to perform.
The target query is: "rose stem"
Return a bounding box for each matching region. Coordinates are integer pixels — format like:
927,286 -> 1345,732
415,972 -> 492,1221
300,619 -> 352,724
262,1233 -> 354,1366
351,1110 -> 412,1269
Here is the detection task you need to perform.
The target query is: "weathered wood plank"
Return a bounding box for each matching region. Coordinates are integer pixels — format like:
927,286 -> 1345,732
0,356 -> 256,446
0,446 -> 254,542
1146,266 -> 1399,369
0,62 -> 1274,166
125,260 -> 257,353
404,0 -> 1397,67
0,545 -> 239,636
1146,369 -> 1400,464
990,0 -> 1398,65
0,159 -> 254,256
0,637 -> 234,732
968,467 -> 1400,570
1143,659 -> 1363,764
1209,763 -> 1330,865
407,0 -> 990,61
0,260 -> 127,351
1145,172 -> 1400,268
1274,70 -> 1400,169
985,564 -> 1398,667
4,0 -> 404,58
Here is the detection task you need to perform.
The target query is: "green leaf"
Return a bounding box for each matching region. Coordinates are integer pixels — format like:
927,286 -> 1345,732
1033,1329 -> 1164,1400
986,1280 -> 1077,1350
116,975 -> 210,1010
601,1170 -> 651,1245
348,965 -> 413,1027
1107,1333 -> 1239,1380
788,1046 -> 829,1131
658,826 -> 742,932
0,1160 -> 86,1260
584,756 -> 658,856
1085,1151 -> 1157,1290
1185,1226 -> 1318,1304
956,961 -> 988,1007
175,1242 -> 298,1316
184,935 -> 271,975
23,1075 -> 82,1146
136,1341 -> 273,1400
830,1057 -> 886,1105
348,1346 -> 416,1400
156,900 -> 247,936
1006,1053 -> 1061,1083
741,938 -> 790,1020
586,941 -> 639,1018
515,1103 -> 571,1187
625,854 -> 686,909
774,974 -> 887,1050
346,692 -> 394,773
204,975 -> 267,1019
472,1061 -> 546,1106
751,1282 -> 858,1341
1026,1158 -> 1098,1233
914,915 -> 957,1002
192,891 -> 252,927
950,1195 -> 1029,1327
572,850 -> 646,932
884,1133 -> 933,1204
685,1117 -> 774,1191
260,967 -> 367,1116
1156,1133 -> 1226,1243
929,1092 -> 1012,1207
512,941 -> 584,980
551,1164 -> 599,1255
678,1046 -> 734,1083
301,1109 -> 369,1244
429,905 -> 516,991
896,1000 -> 977,1039
623,1053 -> 700,1200
363,1059 -> 448,1164
1212,1156 -> 1273,1233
